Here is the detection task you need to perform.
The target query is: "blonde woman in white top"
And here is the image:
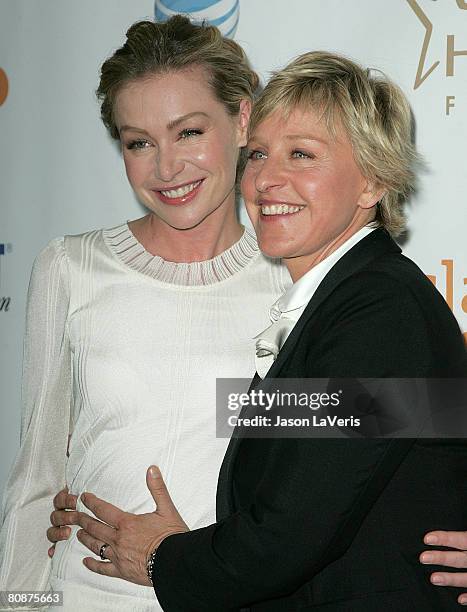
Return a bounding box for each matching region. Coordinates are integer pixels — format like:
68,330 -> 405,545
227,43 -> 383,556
0,16 -> 289,611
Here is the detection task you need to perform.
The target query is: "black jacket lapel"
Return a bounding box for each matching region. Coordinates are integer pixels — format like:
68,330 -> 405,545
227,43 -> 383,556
216,229 -> 400,519
216,373 -> 261,519
264,229 -> 400,380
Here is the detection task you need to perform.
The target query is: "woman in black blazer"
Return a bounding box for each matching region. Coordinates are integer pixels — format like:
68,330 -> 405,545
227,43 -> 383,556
51,51 -> 467,611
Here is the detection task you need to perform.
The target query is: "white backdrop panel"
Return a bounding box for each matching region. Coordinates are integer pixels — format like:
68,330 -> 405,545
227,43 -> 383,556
1,0 -> 466,497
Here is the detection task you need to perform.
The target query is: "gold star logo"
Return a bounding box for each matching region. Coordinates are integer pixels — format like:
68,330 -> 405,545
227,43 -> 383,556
407,0 -> 467,89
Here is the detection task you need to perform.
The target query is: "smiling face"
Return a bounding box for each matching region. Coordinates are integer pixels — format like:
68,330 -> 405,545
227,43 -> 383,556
242,106 -> 382,281
114,66 -> 249,232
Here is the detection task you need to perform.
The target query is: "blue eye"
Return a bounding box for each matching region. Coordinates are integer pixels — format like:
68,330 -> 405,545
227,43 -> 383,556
180,128 -> 203,139
247,149 -> 266,160
292,150 -> 312,159
126,139 -> 150,150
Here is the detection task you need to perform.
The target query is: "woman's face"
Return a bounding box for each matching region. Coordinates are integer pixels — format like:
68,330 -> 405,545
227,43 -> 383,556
114,67 -> 249,231
242,106 -> 381,280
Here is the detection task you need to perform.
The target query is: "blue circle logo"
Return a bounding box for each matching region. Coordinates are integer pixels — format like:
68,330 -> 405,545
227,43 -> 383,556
155,0 -> 239,38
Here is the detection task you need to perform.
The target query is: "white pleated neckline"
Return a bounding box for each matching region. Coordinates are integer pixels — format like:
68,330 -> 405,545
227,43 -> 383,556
103,223 -> 259,286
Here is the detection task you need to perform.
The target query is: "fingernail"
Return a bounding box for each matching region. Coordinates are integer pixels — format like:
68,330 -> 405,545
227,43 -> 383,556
149,466 -> 159,479
421,553 -> 434,564
425,535 -> 438,545
431,575 -> 445,585
460,597 -> 467,606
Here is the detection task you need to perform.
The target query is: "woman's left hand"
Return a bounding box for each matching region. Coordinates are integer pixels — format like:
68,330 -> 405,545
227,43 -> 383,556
420,530 -> 467,606
77,466 -> 189,586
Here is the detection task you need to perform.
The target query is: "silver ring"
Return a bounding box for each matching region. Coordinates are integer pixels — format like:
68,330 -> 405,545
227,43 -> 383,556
99,543 -> 109,560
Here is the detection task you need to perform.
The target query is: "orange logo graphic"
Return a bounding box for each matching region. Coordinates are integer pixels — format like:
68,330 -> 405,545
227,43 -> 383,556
427,259 -> 467,342
0,68 -> 8,106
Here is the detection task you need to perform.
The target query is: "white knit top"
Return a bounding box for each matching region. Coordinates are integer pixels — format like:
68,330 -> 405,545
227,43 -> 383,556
0,224 -> 290,611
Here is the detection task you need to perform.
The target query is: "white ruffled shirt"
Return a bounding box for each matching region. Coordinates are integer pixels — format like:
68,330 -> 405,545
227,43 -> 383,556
254,226 -> 376,378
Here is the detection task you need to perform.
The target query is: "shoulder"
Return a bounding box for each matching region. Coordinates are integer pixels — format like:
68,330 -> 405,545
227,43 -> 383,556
315,265 -> 430,344
33,236 -> 65,265
63,227 -> 107,260
301,254 -> 465,376
27,237 -> 71,307
331,251 -> 451,322
321,228 -> 441,310
320,268 -> 417,323
30,236 -> 67,284
318,235 -> 432,302
30,225 -> 112,290
34,225 -> 109,267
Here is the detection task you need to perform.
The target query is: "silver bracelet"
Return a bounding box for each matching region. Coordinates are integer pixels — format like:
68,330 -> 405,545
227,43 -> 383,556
146,546 -> 158,586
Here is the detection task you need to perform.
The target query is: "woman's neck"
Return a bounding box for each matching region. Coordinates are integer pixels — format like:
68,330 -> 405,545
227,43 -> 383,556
128,205 -> 243,263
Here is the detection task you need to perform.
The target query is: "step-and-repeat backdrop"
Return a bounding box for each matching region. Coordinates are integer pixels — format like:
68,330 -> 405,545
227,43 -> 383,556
0,0 -> 466,494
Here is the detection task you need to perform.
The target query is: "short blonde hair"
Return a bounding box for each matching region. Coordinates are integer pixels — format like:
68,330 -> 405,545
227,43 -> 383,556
250,51 -> 421,236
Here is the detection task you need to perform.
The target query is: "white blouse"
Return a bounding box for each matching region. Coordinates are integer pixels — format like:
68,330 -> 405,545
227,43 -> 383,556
0,224 -> 290,611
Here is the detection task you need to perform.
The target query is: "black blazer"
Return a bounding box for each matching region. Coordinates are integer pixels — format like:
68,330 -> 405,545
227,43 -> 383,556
154,229 -> 467,611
